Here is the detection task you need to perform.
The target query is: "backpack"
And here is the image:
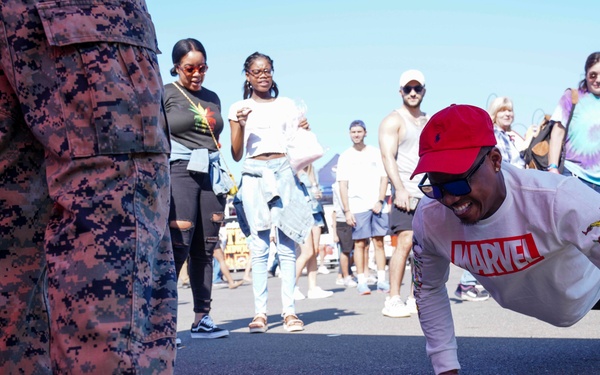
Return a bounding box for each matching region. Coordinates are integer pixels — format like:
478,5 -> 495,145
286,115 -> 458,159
521,89 -> 579,171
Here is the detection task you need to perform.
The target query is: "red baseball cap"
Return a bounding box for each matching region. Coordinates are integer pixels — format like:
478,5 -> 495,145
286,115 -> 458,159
411,104 -> 496,179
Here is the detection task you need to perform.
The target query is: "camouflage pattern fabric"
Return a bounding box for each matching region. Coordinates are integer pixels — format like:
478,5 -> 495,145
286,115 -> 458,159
0,1 -> 177,374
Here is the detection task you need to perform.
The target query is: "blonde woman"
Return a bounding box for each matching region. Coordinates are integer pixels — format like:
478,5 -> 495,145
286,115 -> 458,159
487,97 -> 525,168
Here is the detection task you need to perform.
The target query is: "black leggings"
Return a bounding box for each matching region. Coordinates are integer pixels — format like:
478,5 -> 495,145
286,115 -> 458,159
169,160 -> 225,314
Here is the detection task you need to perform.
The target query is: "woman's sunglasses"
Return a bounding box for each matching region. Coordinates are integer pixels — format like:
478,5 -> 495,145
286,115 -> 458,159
179,64 -> 208,75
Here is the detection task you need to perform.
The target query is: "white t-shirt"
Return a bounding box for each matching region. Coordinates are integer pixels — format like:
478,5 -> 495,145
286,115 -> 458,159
228,97 -> 298,158
413,163 -> 600,374
336,144 -> 387,213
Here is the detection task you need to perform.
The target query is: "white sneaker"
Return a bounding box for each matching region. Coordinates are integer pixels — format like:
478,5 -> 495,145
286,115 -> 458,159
382,295 -> 411,318
294,286 -> 306,301
335,277 -> 345,286
406,297 -> 418,314
307,286 -> 334,299
317,265 -> 330,275
366,274 -> 377,285
343,276 -> 358,288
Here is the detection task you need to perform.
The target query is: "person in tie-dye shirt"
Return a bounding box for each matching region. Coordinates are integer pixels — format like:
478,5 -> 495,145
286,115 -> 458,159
548,52 -> 600,193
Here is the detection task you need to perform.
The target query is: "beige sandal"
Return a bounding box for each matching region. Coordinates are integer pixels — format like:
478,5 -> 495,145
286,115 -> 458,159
248,313 -> 268,333
228,279 -> 244,289
283,314 -> 304,332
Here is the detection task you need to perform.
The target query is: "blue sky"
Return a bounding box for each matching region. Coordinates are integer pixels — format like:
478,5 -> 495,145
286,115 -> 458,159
146,0 -> 596,180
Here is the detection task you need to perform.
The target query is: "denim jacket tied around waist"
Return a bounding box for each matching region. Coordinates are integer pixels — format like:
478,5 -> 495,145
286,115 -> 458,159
238,157 -> 313,244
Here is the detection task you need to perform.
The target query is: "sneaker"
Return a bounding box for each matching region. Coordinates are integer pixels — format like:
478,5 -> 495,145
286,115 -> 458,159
307,286 -> 334,299
377,280 -> 390,293
454,284 -> 490,302
335,277 -> 345,286
175,337 -> 182,349
294,286 -> 306,301
343,276 -> 358,288
317,265 -> 330,275
406,297 -> 418,314
357,283 -> 371,295
366,274 -> 378,285
382,295 -> 411,318
191,315 -> 229,339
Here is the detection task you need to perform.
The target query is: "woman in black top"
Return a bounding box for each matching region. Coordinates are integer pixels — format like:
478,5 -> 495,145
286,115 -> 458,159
164,38 -> 228,339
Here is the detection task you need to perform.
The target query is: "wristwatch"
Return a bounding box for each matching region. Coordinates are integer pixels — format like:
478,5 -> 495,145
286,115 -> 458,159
547,163 -> 559,170
378,199 -> 384,205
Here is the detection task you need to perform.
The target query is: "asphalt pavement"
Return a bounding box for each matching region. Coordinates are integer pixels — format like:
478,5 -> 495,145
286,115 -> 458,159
174,264 -> 600,375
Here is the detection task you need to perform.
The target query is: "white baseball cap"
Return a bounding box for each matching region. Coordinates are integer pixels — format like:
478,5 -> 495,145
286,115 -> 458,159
399,69 -> 425,87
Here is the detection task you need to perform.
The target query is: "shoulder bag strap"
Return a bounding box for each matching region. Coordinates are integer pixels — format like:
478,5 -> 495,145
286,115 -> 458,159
559,88 -> 579,167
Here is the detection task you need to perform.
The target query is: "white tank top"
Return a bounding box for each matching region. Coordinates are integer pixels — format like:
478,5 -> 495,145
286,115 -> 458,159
394,109 -> 428,198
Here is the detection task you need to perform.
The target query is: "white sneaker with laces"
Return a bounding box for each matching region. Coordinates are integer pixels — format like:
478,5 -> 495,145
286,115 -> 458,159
406,297 -> 418,314
335,277 -> 345,286
366,274 -> 378,285
382,295 -> 411,318
307,286 -> 334,299
317,265 -> 330,275
294,286 -> 306,301
343,276 -> 358,288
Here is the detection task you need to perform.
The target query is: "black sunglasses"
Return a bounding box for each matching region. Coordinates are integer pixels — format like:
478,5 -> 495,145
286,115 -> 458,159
402,84 -> 424,95
418,151 -> 490,199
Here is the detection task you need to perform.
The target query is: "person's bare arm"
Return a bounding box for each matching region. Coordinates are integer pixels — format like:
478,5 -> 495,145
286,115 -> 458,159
339,180 -> 355,227
547,122 -> 566,174
230,107 -> 251,161
379,112 -> 411,210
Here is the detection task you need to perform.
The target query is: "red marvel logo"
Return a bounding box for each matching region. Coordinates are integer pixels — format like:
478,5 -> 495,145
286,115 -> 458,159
451,233 -> 544,276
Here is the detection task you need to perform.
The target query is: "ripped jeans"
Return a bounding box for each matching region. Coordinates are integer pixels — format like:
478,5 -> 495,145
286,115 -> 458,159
169,160 -> 226,314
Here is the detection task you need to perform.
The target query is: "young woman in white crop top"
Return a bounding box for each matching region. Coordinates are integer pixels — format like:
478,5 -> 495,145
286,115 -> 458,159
228,52 -> 314,334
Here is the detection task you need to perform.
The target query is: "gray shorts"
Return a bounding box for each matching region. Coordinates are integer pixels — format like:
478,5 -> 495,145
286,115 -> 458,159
352,210 -> 389,240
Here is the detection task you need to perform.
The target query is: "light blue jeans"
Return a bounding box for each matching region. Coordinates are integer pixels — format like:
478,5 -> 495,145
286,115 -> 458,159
249,229 -> 297,316
460,270 -> 478,286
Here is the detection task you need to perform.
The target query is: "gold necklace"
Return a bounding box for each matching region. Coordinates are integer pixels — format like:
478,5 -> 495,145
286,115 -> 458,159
172,82 -> 238,194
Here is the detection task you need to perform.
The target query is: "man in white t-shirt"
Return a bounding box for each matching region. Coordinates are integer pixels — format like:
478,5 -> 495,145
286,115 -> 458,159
337,120 -> 389,295
410,104 -> 600,375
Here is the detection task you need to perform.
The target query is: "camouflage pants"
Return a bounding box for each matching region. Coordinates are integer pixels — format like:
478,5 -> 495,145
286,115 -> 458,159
0,1 -> 176,374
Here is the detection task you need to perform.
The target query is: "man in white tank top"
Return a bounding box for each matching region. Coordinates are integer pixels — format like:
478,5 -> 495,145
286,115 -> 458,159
378,69 -> 428,317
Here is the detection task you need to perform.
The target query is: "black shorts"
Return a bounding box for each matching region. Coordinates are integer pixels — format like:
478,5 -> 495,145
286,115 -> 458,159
336,221 -> 353,254
389,203 -> 416,234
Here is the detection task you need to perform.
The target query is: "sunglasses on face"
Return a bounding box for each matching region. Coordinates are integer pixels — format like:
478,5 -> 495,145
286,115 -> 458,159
247,68 -> 273,77
418,151 -> 490,199
179,64 -> 208,75
402,85 -> 424,95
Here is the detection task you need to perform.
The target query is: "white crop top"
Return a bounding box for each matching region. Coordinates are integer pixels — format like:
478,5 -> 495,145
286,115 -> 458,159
228,97 -> 298,158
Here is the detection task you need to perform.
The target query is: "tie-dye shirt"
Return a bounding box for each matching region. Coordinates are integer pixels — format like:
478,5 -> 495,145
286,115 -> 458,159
551,89 -> 600,185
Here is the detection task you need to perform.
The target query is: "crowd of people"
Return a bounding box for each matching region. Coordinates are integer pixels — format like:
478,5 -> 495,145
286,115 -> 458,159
1,0 -> 598,373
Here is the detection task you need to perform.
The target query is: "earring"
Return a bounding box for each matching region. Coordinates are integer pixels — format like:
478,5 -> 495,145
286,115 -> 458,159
495,167 -> 500,172
246,81 -> 252,89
